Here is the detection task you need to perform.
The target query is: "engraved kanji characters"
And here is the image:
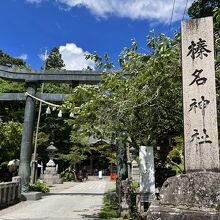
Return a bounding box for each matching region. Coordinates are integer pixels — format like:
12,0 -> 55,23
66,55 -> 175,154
190,128 -> 212,144
189,69 -> 207,86
187,38 -> 211,60
187,38 -> 212,145
189,96 -> 210,115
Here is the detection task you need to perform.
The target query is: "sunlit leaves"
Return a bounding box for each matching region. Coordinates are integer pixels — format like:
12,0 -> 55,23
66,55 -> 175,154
63,31 -> 183,151
0,121 -> 22,163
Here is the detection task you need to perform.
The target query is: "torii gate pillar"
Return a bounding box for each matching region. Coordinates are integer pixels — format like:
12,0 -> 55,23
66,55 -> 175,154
0,65 -> 102,192
18,83 -> 37,192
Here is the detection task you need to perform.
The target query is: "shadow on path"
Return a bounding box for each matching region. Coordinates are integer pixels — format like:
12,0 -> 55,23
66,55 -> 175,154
80,213 -> 102,219
78,209 -> 102,219
43,192 -> 104,196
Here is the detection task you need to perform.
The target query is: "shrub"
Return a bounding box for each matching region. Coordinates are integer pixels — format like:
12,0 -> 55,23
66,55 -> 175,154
99,189 -> 120,219
131,181 -> 139,189
29,180 -> 50,193
63,171 -> 75,181
60,169 -> 77,182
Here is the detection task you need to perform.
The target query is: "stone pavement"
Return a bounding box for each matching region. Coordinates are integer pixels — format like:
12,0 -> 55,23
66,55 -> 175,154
0,177 -> 116,220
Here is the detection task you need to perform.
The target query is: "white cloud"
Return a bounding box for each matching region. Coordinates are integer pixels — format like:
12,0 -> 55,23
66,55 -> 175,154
57,0 -> 194,23
18,54 -> 28,61
38,52 -> 48,61
59,43 -> 95,70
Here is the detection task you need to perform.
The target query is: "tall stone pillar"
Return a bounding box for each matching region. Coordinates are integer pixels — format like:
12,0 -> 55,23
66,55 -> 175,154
146,17 -> 220,220
19,83 -> 37,192
181,17 -> 219,172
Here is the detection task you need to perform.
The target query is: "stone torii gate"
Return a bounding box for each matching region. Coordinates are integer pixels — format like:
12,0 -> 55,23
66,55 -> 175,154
0,65 -> 101,192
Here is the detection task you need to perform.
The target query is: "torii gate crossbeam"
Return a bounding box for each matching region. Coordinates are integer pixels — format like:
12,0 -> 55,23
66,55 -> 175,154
0,65 -> 102,192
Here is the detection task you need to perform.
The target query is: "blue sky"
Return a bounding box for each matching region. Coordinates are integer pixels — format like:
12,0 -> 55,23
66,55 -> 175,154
0,0 -> 193,70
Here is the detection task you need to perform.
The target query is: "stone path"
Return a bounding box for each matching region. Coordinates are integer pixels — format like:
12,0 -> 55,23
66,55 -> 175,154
0,178 -> 115,220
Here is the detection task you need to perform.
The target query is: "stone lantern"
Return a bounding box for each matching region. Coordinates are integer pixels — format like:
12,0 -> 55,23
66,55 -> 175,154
46,142 -> 57,167
127,146 -> 139,182
40,142 -> 63,185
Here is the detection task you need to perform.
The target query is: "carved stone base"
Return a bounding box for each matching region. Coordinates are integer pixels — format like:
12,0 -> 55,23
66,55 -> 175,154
40,167 -> 63,185
146,172 -> 220,220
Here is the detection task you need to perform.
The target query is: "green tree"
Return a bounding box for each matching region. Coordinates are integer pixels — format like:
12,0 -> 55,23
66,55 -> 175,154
188,0 -> 220,20
167,136 -> 184,175
61,32 -> 183,187
0,121 -> 22,162
67,32 -> 182,145
0,50 -> 28,182
45,48 -> 65,70
0,48 -> 28,127
43,47 -> 72,102
0,50 -> 26,67
34,47 -> 71,171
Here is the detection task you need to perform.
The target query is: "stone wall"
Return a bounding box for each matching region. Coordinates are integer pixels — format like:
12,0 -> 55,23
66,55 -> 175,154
0,176 -> 21,209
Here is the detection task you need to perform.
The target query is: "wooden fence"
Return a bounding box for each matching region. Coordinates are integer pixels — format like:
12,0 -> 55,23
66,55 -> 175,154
0,176 -> 21,209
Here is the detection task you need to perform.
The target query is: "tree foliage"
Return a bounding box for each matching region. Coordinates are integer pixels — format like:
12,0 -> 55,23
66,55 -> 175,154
0,121 -> 22,163
36,48 -> 71,167
0,50 -> 26,67
0,49 -> 28,95
188,0 -> 220,16
58,1 -> 220,179
60,32 -> 183,182
167,136 -> 184,174
63,32 -> 182,152
0,50 -> 27,176
45,48 -> 65,70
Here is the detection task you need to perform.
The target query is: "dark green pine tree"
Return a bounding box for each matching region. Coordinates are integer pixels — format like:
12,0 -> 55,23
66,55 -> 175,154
45,47 -> 65,70
0,50 -> 26,67
188,0 -> 220,19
